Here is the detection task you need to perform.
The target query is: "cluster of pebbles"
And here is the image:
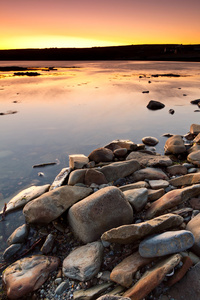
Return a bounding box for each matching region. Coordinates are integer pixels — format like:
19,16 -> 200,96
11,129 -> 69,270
1,123 -> 200,300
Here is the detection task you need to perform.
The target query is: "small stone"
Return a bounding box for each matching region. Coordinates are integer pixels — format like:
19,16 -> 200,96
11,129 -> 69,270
88,147 -> 114,163
55,281 -> 69,295
123,188 -> 148,212
7,224 -> 29,246
190,124 -> 200,135
148,180 -> 169,189
41,233 -> 55,254
3,244 -> 22,261
142,136 -> 159,146
69,154 -> 89,169
167,165 -> 187,176
113,148 -> 128,158
147,188 -> 165,201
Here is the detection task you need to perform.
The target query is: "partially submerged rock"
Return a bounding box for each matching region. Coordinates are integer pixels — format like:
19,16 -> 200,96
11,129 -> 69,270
146,100 -> 165,110
164,135 -> 186,154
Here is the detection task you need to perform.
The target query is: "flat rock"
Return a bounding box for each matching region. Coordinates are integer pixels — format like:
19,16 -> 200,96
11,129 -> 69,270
0,184 -> 50,214
139,230 -> 194,257
63,241 -> 103,281
123,254 -> 181,300
147,188 -> 165,201
126,151 -> 172,167
148,179 -> 169,189
73,282 -> 113,300
186,213 -> 200,256
167,262 -> 200,300
164,135 -> 186,154
187,150 -> 200,167
132,167 -> 168,182
104,139 -> 137,151
23,185 -> 92,224
69,154 -> 89,169
145,184 -> 200,219
169,172 -> 200,186
100,159 -> 141,182
110,251 -> 153,287
142,136 -> 159,146
190,123 -> 200,135
167,165 -> 187,176
88,147 -> 114,163
101,213 -> 183,244
97,296 -> 131,300
68,186 -> 133,243
119,181 -> 149,192
2,255 -> 59,299
146,100 -> 165,110
123,188 -> 148,212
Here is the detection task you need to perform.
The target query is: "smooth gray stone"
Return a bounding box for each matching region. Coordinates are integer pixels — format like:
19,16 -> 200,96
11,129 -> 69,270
139,230 -> 195,257
55,281 -> 69,295
7,224 -> 29,246
3,244 -> 22,261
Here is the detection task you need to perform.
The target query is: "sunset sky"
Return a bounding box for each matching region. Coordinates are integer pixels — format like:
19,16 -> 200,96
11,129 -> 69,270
1,0 -> 200,49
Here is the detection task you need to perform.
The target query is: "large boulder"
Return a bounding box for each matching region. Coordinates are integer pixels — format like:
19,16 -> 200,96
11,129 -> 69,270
68,186 -> 133,243
23,185 -> 92,224
88,147 -> 114,163
2,255 -> 59,299
146,184 -> 200,219
126,151 -> 172,167
164,135 -> 186,154
62,241 -> 103,281
100,159 -> 141,182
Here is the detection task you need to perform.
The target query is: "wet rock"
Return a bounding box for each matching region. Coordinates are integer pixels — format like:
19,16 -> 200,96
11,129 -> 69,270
123,254 -> 181,300
110,251 -> 153,287
7,224 -> 29,246
88,147 -> 114,163
41,233 -> 55,254
164,135 -> 186,154
148,180 -> 169,189
126,151 -> 172,167
55,281 -> 69,295
119,181 -> 149,192
69,154 -> 89,169
169,173 -> 200,187
147,188 -> 165,201
113,148 -> 128,158
132,167 -> 168,182
139,230 -> 194,257
73,282 -> 113,300
124,188 -> 148,212
187,150 -> 200,167
146,184 -> 200,219
2,255 -> 59,299
167,261 -> 200,300
23,185 -> 92,224
68,186 -> 133,243
3,243 -> 22,261
146,100 -> 165,110
63,241 -> 103,281
169,109 -> 175,114
186,213 -> 200,256
142,136 -> 159,146
190,123 -> 200,135
101,213 -> 183,244
100,159 -> 141,182
190,99 -> 200,105
167,165 -> 187,176
104,140 -> 137,151
50,167 -> 71,190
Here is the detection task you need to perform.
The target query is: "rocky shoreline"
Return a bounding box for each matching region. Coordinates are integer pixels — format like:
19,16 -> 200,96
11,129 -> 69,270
1,124 -> 200,300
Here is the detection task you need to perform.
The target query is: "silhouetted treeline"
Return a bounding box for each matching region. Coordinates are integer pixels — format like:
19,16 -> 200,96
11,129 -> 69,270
0,44 -> 200,61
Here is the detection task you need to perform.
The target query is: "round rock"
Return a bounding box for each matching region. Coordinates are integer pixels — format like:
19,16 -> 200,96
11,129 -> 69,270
142,136 -> 159,146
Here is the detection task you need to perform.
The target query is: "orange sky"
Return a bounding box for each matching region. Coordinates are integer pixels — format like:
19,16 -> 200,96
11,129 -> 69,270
1,0 -> 200,49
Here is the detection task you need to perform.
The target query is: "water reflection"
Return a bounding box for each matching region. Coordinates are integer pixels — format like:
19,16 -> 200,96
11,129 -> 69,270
0,61 -> 200,210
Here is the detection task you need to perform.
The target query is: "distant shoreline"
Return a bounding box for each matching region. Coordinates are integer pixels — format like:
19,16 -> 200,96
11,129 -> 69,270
0,44 -> 200,61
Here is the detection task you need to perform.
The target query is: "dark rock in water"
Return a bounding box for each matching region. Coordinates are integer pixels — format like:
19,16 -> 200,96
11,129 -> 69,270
169,109 -> 175,115
142,91 -> 149,93
147,100 -> 165,110
3,243 -> 22,261
14,72 -> 41,76
190,99 -> 200,105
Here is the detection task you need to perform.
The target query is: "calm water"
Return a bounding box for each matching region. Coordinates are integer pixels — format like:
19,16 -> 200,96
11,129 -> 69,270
0,60 -> 200,210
